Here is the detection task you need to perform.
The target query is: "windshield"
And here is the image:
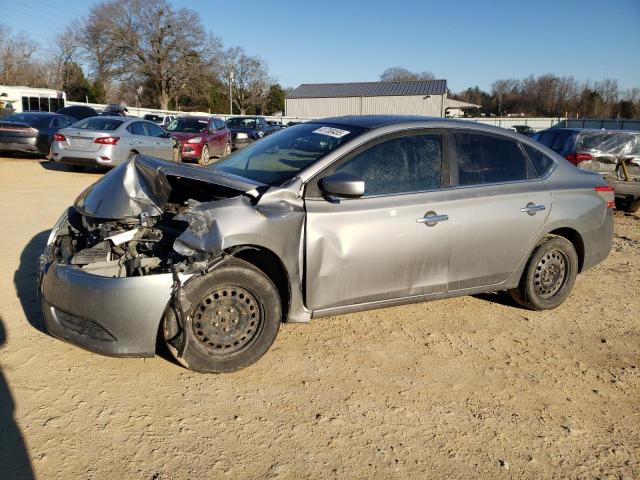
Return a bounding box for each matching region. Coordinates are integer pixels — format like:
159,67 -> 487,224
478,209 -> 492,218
226,117 -> 257,129
72,117 -> 124,131
210,123 -> 365,186
167,117 -> 208,133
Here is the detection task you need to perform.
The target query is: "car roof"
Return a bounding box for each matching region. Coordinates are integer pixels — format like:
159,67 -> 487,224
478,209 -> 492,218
17,111 -> 61,117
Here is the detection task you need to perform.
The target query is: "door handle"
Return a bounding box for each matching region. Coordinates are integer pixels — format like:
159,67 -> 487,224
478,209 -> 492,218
520,203 -> 546,215
416,213 -> 449,225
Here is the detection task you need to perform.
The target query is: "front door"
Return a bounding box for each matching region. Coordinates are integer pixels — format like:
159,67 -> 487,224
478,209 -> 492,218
447,130 -> 552,291
304,130 -> 453,311
144,122 -> 174,161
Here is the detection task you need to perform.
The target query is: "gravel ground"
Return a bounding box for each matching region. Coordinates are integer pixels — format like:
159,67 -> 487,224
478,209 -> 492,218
1,156 -> 638,479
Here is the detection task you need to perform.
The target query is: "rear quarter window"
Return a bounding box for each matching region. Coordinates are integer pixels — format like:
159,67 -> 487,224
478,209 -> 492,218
523,144 -> 555,177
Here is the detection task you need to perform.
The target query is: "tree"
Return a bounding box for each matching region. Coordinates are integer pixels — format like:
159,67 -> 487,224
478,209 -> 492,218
61,62 -> 92,101
266,84 -> 285,115
0,25 -> 38,85
491,79 -> 517,116
222,46 -> 270,114
90,0 -> 219,109
380,66 -> 435,82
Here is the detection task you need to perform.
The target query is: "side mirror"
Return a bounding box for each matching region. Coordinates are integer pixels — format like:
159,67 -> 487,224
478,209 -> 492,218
318,172 -> 365,199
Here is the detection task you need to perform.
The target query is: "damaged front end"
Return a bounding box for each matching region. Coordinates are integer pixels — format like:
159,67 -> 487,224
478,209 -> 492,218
39,155 -> 304,357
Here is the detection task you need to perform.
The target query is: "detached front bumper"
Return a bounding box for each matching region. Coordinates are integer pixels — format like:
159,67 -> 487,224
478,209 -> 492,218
41,260 -> 175,357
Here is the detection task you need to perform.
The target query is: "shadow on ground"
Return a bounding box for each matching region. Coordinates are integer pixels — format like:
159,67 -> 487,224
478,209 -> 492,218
472,290 -> 520,308
0,316 -> 35,479
14,230 -> 50,335
38,159 -> 107,174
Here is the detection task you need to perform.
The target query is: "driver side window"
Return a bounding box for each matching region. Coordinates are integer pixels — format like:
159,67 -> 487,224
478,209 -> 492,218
334,133 -> 442,197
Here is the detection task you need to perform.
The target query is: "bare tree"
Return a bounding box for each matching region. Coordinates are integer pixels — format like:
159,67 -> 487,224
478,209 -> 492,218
222,47 -> 270,114
0,25 -> 38,85
491,79 -> 517,116
80,0 -> 217,109
380,67 -> 435,82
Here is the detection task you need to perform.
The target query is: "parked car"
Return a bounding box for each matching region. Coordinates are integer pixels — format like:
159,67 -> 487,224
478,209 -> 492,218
50,116 -> 177,171
143,113 -> 176,128
166,116 -> 231,165
0,111 -> 74,158
39,116 -> 614,373
226,116 -> 281,150
101,104 -> 128,116
513,125 -> 535,136
532,128 -> 640,212
56,105 -> 99,121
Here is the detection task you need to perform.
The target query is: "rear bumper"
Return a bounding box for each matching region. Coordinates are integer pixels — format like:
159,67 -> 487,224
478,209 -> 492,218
41,260 -> 175,357
582,208 -> 614,272
0,138 -> 42,154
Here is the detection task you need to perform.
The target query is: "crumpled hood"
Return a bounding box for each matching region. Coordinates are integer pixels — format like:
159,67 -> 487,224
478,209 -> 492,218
74,155 -> 262,220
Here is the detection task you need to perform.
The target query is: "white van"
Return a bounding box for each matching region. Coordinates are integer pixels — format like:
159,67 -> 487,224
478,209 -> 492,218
0,85 -> 66,114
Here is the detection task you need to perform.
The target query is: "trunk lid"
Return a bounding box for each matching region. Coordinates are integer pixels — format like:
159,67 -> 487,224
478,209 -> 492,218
0,121 -> 37,139
61,129 -> 106,152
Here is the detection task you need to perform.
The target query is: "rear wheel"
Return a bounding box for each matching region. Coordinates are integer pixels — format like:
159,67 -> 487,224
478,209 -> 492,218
163,259 -> 281,373
509,235 -> 578,310
198,145 -> 210,165
615,198 -> 640,213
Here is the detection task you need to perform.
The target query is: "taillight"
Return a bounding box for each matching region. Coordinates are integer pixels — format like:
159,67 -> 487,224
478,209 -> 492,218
595,185 -> 615,209
565,152 -> 592,165
53,133 -> 66,141
94,137 -> 120,145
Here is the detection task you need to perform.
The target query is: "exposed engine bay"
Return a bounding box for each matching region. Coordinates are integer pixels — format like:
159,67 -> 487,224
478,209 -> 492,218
50,168 -> 258,278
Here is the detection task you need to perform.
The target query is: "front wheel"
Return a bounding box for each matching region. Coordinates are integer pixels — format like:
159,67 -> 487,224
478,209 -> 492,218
222,142 -> 231,158
509,235 -> 578,310
198,145 -> 210,165
163,259 -> 282,373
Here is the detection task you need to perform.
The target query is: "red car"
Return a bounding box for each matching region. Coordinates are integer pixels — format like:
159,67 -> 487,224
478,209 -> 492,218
167,116 -> 231,164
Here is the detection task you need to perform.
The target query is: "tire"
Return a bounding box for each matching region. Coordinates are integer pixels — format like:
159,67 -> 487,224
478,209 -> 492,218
46,143 -> 53,161
163,258 -> 281,373
509,235 -> 578,311
197,145 -> 209,165
221,142 -> 231,158
615,198 -> 640,213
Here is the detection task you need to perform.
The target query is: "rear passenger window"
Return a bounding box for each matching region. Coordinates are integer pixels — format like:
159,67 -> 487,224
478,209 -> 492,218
127,122 -> 147,136
454,132 -> 528,185
524,144 -> 555,177
551,133 -> 566,152
335,133 -> 442,196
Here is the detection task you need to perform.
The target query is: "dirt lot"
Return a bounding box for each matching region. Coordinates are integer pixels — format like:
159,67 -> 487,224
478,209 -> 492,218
0,156 -> 638,479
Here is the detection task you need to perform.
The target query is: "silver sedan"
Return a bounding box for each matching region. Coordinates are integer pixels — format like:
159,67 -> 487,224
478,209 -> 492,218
40,116 -> 614,373
51,116 -> 177,171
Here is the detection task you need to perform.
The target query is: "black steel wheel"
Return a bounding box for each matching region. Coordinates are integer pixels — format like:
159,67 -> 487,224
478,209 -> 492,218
163,258 -> 281,373
509,235 -> 578,310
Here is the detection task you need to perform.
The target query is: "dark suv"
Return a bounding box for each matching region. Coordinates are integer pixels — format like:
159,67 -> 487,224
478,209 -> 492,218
532,128 -> 640,212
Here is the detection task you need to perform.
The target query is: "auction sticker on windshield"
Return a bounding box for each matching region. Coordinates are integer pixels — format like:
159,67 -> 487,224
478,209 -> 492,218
312,127 -> 350,138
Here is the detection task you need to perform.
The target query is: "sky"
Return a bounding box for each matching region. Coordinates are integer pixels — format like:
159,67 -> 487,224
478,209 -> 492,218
3,0 -> 639,93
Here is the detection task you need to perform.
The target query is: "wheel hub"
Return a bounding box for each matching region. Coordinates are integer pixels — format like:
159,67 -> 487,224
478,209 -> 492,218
534,250 -> 567,298
191,285 -> 261,355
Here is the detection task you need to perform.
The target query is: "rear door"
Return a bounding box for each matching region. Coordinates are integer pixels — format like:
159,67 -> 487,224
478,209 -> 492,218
447,130 -> 552,291
304,130 -> 453,311
126,121 -> 153,155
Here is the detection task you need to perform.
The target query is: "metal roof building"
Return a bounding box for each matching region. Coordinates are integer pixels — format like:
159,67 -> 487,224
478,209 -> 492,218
285,80 -> 448,118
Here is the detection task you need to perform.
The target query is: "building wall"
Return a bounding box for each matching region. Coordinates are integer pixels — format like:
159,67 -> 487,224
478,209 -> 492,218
285,94 -> 445,117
